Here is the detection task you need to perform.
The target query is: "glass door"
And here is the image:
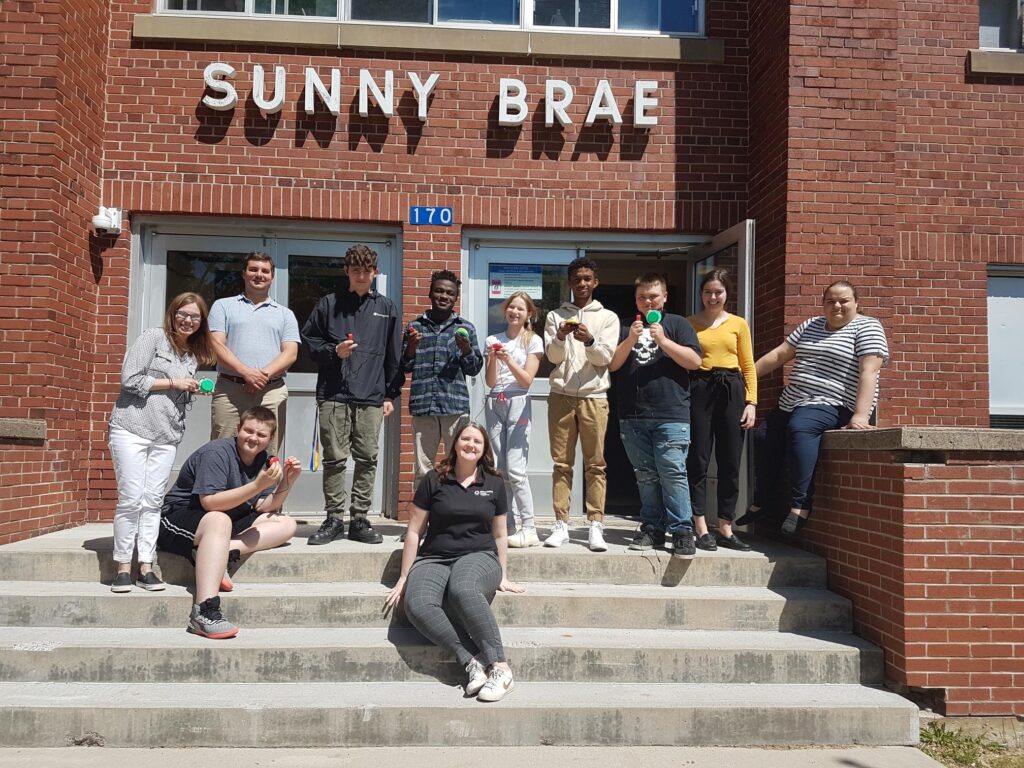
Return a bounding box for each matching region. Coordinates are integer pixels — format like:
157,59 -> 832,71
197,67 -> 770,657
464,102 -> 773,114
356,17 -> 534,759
687,219 -> 755,523
144,231 -> 397,516
468,244 -> 580,517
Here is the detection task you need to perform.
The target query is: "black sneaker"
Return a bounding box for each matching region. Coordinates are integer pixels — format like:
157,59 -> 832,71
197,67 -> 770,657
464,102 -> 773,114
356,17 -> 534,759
695,533 -> 718,551
308,517 -> 345,545
110,572 -> 132,593
716,533 -> 752,552
672,532 -> 696,560
135,571 -> 166,591
348,516 -> 383,544
628,525 -> 665,551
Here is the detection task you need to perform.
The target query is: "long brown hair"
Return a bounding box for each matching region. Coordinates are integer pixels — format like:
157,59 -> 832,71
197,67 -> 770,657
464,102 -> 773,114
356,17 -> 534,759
163,292 -> 216,366
436,422 -> 501,479
502,291 -> 538,348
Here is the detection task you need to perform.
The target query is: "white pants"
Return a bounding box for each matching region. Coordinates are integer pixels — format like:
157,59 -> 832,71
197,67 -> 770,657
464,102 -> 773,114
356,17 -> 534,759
109,425 -> 177,564
484,394 -> 535,531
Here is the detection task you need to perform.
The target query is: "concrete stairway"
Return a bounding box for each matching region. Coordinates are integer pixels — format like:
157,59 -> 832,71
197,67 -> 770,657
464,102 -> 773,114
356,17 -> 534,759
0,521 -> 919,747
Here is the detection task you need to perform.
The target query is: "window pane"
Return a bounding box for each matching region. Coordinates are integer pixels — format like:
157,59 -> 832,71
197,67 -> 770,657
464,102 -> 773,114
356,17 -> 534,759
288,255 -> 349,374
252,0 -> 337,15
980,0 -> 1018,48
439,0 -> 519,24
165,0 -> 245,10
533,0 -> 610,28
487,264 -> 568,378
619,0 -> 698,33
166,251 -> 247,370
351,0 -> 432,23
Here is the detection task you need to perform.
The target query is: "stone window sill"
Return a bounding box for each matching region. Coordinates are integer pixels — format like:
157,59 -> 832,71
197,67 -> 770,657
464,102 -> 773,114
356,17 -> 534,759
132,14 -> 725,63
969,48 -> 1024,75
0,418 -> 46,443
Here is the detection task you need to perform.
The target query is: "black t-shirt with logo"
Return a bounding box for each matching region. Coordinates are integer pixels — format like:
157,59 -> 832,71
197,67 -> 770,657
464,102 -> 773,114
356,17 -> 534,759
413,469 -> 508,557
612,313 -> 702,423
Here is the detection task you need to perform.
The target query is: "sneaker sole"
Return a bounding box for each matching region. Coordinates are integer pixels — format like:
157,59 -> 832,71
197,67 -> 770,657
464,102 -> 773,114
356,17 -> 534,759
186,625 -> 239,640
589,543 -> 608,552
543,540 -> 567,547
135,582 -> 166,592
477,679 -> 515,702
672,551 -> 696,560
110,584 -> 132,593
627,543 -> 653,551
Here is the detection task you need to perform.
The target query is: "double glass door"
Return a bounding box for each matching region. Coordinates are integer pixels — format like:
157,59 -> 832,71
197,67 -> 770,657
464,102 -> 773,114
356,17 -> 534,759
139,230 -> 397,516
466,221 -> 754,521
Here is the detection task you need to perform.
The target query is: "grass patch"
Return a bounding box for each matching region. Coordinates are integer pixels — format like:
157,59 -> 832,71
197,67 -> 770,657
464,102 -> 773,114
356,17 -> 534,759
921,721 -> 1007,767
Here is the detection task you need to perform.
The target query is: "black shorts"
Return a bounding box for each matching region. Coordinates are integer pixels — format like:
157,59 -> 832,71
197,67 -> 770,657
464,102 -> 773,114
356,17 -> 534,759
157,502 -> 261,563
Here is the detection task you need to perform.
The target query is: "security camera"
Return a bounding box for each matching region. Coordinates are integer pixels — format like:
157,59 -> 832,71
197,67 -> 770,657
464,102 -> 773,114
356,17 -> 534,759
91,207 -> 122,236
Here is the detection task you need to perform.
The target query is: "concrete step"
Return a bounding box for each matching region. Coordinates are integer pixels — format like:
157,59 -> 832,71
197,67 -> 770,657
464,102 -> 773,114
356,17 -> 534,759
0,681 -> 920,747
0,523 -> 827,588
0,581 -> 852,632
0,626 -> 883,685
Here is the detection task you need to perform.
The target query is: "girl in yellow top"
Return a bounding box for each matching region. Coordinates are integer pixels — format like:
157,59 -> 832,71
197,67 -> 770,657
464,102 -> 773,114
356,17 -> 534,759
686,269 -> 757,552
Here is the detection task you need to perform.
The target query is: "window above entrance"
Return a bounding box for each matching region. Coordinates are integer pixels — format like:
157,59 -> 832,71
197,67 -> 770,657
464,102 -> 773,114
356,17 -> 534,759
159,0 -> 702,36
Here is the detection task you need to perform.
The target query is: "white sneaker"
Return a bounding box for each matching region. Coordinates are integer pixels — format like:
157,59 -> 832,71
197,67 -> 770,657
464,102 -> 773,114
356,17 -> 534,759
543,521 -> 570,548
465,658 -> 488,696
477,666 -> 515,702
588,521 -> 608,552
508,528 -> 540,548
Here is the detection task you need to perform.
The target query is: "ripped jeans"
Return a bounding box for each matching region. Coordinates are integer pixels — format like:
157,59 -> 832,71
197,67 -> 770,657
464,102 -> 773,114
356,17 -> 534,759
620,420 -> 693,536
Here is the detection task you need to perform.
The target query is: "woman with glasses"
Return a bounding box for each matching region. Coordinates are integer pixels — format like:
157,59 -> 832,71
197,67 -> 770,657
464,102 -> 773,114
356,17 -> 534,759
107,293 -> 216,592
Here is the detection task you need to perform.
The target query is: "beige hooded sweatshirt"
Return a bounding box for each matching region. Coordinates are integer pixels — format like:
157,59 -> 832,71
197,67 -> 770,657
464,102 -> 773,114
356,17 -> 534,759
544,300 -> 620,398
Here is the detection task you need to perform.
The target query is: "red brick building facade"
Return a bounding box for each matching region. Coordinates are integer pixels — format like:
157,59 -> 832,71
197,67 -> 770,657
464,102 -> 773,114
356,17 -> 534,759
1,0 -> 1021,715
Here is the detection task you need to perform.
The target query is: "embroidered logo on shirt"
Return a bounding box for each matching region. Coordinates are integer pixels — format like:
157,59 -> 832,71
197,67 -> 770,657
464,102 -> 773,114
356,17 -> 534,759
473,489 -> 494,497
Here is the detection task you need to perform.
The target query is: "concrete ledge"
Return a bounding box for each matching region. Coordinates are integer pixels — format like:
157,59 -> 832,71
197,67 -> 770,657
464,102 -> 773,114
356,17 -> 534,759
822,427 -> 1024,453
969,48 -> 1024,75
0,419 -> 45,442
132,14 -> 726,63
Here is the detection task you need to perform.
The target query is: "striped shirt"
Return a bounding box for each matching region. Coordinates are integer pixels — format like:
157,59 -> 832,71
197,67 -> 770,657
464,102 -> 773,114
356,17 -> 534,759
109,328 -> 197,444
778,315 -> 889,414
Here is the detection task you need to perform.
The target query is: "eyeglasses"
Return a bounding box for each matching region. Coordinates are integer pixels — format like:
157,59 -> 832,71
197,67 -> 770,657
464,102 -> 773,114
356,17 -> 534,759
175,311 -> 202,323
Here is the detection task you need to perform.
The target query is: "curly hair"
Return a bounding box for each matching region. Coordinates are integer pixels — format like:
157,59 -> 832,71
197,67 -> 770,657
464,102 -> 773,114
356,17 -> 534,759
430,269 -> 461,289
344,244 -> 378,270
567,256 -> 598,279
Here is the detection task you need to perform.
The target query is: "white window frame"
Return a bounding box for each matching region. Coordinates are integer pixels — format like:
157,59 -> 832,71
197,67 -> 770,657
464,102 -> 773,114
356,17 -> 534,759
156,0 -> 706,37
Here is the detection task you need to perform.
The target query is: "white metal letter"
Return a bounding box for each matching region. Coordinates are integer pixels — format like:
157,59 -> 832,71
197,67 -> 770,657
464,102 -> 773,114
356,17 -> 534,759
359,69 -> 394,117
544,79 -> 574,127
408,72 -> 440,122
253,64 -> 286,115
304,67 -> 341,115
202,62 -> 237,111
584,79 -> 622,126
634,80 -> 659,126
498,78 -> 528,126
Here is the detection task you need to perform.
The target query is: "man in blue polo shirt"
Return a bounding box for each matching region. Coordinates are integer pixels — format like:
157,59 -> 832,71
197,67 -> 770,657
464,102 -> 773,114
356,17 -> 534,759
402,270 -> 483,484
209,251 -> 301,455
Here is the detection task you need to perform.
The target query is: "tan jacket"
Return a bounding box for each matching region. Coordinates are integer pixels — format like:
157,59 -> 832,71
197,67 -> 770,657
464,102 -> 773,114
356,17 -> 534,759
544,300 -> 620,398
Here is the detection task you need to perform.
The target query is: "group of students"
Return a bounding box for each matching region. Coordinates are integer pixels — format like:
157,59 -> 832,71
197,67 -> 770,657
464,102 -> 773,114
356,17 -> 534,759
106,244 -> 888,702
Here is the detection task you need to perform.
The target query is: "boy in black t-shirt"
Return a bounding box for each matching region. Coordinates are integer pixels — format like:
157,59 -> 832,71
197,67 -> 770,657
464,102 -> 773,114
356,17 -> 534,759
158,406 -> 300,638
609,273 -> 703,559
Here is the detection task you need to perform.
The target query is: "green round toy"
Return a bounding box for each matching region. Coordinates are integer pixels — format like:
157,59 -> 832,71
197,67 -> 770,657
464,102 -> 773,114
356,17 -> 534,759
645,310 -> 662,324
198,378 -> 215,394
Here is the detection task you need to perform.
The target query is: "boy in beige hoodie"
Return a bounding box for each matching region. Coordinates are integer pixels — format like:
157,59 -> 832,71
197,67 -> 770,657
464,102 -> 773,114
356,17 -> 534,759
543,257 -> 620,551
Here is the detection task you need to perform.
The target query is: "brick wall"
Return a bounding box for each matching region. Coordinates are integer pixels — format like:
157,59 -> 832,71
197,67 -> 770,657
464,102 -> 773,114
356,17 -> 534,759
805,432 -> 1024,716
0,1 -> 110,543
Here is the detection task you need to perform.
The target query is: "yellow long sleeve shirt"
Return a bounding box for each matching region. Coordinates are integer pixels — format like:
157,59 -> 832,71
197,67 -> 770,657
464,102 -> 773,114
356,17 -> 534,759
687,314 -> 758,405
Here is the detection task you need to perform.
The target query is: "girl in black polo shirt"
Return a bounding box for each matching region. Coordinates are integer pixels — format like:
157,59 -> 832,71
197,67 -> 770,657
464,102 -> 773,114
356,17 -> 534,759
385,422 -> 525,702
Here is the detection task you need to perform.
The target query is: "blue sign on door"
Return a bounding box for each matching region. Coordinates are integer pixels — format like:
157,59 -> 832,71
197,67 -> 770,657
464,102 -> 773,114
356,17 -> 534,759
409,206 -> 454,226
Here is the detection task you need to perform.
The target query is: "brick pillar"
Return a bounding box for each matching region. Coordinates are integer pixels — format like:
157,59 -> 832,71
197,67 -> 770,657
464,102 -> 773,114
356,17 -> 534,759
802,428 -> 1024,716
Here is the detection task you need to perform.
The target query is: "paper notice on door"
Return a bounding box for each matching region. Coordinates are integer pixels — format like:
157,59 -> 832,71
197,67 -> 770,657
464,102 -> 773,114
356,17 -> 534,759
489,264 -> 544,300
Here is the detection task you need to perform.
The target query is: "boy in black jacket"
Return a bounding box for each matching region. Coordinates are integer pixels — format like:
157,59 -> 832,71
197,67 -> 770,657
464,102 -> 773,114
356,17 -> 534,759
302,244 -> 403,545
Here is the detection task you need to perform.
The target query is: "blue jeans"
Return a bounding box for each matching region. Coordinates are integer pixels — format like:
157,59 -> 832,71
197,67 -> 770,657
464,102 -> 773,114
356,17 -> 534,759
620,420 -> 693,535
754,405 -> 853,512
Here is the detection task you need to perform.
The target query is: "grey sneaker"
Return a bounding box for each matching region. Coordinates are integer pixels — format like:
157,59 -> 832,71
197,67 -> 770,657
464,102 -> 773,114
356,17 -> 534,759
135,571 -> 165,591
187,596 -> 238,639
110,572 -> 132,593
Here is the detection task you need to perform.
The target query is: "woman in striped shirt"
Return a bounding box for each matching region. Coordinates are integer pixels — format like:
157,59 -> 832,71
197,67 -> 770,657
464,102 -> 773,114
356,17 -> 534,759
742,281 -> 888,535
107,293 -> 216,592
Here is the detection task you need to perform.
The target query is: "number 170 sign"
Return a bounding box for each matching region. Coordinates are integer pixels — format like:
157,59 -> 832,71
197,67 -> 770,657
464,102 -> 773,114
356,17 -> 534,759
409,206 -> 454,227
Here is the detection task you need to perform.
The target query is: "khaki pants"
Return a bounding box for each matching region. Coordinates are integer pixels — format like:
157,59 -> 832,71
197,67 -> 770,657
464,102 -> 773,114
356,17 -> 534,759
211,377 -> 288,456
319,401 -> 383,520
548,392 -> 608,522
412,414 -> 469,483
